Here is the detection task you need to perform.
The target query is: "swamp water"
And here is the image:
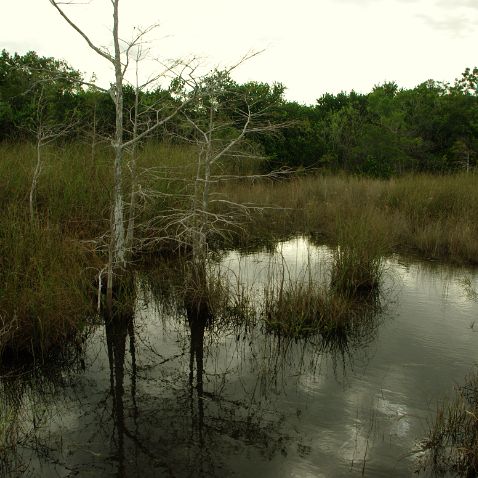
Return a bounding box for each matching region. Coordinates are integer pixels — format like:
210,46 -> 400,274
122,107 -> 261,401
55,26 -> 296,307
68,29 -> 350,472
2,237 -> 478,477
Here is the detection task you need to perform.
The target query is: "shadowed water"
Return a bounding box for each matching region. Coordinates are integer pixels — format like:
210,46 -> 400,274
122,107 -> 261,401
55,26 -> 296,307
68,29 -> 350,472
2,237 -> 478,477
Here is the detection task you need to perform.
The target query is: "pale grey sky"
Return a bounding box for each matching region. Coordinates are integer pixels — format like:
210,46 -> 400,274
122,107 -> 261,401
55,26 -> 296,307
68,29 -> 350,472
1,0 -> 477,104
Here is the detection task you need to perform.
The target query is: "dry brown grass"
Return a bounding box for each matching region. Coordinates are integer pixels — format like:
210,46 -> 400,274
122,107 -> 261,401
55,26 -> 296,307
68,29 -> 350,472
218,173 -> 478,264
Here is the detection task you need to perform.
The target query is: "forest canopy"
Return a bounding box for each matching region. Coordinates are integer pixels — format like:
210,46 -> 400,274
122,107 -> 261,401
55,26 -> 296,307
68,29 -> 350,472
1,49 -> 477,177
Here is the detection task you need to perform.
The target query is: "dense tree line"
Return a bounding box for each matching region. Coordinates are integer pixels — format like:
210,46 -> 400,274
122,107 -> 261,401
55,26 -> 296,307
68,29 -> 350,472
263,74 -> 478,176
1,49 -> 477,177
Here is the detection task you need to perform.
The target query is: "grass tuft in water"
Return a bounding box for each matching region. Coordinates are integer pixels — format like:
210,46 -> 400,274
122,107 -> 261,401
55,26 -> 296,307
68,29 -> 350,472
330,210 -> 387,297
264,281 -> 346,337
419,370 -> 478,477
263,276 -> 382,340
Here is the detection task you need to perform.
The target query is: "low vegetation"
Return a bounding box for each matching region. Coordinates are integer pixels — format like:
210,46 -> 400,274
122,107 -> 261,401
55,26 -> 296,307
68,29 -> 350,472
1,141 -> 478,356
264,280 -> 364,337
331,209 -> 386,296
2,48 -> 478,360
220,173 -> 478,264
0,206 -> 94,357
419,370 -> 478,477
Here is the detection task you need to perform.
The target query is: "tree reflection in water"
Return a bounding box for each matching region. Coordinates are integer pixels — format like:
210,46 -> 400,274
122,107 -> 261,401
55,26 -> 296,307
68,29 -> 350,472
0,255 -> 383,477
97,269 -> 297,477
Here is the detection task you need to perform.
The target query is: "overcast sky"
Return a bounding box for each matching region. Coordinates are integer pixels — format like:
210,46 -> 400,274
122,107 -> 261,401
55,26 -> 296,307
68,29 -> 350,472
1,0 -> 477,104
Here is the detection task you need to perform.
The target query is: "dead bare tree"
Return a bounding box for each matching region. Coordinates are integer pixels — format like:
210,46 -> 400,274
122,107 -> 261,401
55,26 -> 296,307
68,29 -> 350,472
27,86 -> 77,222
124,44 -> 185,252
140,62 -> 290,267
49,0 -> 188,308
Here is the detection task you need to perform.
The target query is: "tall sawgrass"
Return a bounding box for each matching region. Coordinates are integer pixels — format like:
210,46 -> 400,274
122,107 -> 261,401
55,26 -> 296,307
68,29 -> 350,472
5,143 -> 476,265
0,141 -> 199,354
0,205 -> 96,356
0,141 -> 206,231
263,279 -> 352,337
218,173 -> 478,264
0,143 -> 111,235
262,275 -> 383,340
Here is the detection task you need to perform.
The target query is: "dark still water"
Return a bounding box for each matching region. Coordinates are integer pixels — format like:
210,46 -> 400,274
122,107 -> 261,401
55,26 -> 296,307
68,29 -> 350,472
3,237 -> 478,477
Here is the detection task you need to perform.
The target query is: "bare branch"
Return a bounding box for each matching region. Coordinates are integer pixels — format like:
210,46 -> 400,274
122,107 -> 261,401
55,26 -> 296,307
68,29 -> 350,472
122,99 -> 191,149
121,24 -> 159,77
49,0 -> 114,63
224,49 -> 265,75
211,110 -> 251,164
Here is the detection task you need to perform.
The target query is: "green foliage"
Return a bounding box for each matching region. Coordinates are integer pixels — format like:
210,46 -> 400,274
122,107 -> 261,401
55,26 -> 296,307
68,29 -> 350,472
453,66 -> 478,95
0,50 -> 82,139
2,48 -> 478,176
261,100 -> 326,169
259,75 -> 478,176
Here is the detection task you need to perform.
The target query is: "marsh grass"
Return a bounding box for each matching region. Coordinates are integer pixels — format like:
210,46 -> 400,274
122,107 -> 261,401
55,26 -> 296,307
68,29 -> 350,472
219,173 -> 478,264
330,209 -> 388,297
0,141 -> 199,354
141,252 -> 381,349
0,143 -> 109,350
0,205 -> 96,356
261,243 -> 383,340
263,280 -> 350,337
0,143 -> 111,236
2,140 -> 478,354
419,371 -> 478,477
262,277 -> 382,340
3,143 -> 477,263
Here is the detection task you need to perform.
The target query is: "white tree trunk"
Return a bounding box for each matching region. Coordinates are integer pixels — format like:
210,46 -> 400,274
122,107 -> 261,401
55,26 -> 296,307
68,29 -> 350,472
111,0 -> 126,269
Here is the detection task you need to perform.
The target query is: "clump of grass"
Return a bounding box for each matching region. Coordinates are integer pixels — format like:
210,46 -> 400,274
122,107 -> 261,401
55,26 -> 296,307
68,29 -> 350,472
419,371 -> 478,477
262,272 -> 382,343
0,206 -> 95,356
331,246 -> 383,296
263,280 -> 352,337
331,210 -> 387,297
